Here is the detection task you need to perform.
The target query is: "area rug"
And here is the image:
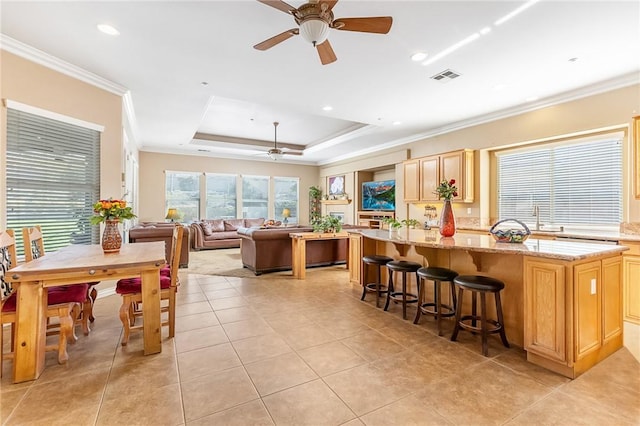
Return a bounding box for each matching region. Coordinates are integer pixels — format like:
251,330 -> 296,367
187,248 -> 292,279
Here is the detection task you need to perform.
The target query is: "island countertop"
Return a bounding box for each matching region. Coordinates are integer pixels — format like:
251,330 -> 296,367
354,229 -> 628,261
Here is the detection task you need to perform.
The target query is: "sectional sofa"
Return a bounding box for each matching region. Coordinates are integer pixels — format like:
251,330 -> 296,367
190,218 -> 265,250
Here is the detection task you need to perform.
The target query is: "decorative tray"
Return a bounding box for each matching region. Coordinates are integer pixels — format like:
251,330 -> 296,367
489,219 -> 531,243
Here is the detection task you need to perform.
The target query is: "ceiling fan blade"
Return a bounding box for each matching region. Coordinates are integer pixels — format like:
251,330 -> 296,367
316,40 -> 337,65
284,150 -> 304,156
253,28 -> 299,50
257,0 -> 297,15
320,0 -> 339,11
332,17 -> 393,34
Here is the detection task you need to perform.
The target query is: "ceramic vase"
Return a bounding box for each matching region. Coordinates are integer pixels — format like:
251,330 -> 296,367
439,199 -> 456,237
102,219 -> 122,253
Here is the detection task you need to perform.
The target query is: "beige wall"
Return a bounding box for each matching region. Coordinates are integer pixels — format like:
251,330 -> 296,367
402,84 -> 640,225
0,50 -> 123,226
138,151 -> 320,223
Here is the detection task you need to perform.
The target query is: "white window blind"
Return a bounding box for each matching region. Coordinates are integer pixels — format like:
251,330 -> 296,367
6,108 -> 101,255
497,135 -> 623,227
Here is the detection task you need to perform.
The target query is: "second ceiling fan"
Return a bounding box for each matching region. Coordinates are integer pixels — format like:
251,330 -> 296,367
254,0 -> 392,65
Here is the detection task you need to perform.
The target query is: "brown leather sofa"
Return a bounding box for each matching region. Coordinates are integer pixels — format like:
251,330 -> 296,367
190,218 -> 265,250
128,222 -> 190,268
237,226 -> 347,275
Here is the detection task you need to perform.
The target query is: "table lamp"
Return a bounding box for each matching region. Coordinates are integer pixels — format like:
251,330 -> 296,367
165,208 -> 180,222
282,208 -> 291,226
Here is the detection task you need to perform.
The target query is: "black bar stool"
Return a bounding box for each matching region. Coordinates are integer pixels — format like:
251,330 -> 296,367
384,260 -> 421,320
413,266 -> 458,336
450,275 -> 510,356
360,255 -> 393,308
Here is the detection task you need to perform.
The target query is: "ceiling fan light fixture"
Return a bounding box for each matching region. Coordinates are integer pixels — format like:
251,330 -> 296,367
268,149 -> 284,161
299,19 -> 329,46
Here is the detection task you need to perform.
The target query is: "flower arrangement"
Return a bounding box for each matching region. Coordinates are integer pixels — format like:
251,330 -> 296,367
435,179 -> 458,200
90,198 -> 137,225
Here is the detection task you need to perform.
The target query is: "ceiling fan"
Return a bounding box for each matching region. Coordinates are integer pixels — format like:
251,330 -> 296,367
254,0 -> 393,65
265,122 -> 303,160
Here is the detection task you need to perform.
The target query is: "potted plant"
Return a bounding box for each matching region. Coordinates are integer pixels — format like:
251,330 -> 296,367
401,218 -> 421,229
313,215 -> 342,233
309,186 -> 322,225
90,198 -> 137,253
382,217 -> 402,237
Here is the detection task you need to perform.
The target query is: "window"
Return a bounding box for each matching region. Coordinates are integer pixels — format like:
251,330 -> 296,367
274,177 -> 299,224
242,175 -> 269,219
205,173 -> 236,219
166,172 -> 200,222
496,134 -> 623,228
6,108 -> 100,255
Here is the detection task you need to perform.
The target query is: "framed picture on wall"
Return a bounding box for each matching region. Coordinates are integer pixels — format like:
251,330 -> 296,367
328,175 -> 345,195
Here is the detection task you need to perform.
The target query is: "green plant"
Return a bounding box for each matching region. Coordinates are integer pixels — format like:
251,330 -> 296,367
309,186 -> 322,199
309,186 -> 323,225
382,217 -> 402,229
435,178 -> 458,200
313,215 -> 342,233
90,198 -> 136,225
401,218 -> 420,228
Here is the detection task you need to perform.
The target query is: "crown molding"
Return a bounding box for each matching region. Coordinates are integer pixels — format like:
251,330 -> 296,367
0,34 -> 127,96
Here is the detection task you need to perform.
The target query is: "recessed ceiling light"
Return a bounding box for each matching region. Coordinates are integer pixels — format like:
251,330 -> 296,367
200,81 -> 209,86
568,57 -> 579,62
411,52 -> 427,62
97,24 -> 120,36
392,121 -> 402,125
322,105 -> 333,111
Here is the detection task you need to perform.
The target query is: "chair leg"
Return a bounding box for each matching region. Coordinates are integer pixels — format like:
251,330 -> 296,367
360,263 -> 368,301
89,287 -> 98,322
451,287 -> 464,342
413,277 -> 424,324
480,292 -> 488,356
401,272 -> 408,320
435,280 -> 443,336
168,290 -> 176,338
384,271 -> 394,311
81,299 -> 91,336
495,291 -> 510,348
119,296 -> 132,346
56,304 -> 78,364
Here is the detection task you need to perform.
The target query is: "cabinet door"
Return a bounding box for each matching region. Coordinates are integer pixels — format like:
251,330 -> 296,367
441,149 -> 474,202
348,233 -> 362,284
574,261 -> 602,361
524,259 -> 566,362
419,156 -> 439,201
602,256 -> 622,344
623,254 -> 640,324
403,159 -> 420,202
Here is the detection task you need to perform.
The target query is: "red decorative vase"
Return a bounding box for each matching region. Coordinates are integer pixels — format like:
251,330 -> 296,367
102,219 -> 122,253
439,199 -> 456,237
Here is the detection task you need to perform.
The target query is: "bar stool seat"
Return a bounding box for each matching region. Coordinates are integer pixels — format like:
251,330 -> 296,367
384,260 -> 421,320
413,266 -> 458,336
450,275 -> 510,356
361,255 -> 394,308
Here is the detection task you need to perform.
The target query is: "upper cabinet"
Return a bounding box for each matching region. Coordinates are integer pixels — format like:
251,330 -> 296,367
403,149 -> 474,203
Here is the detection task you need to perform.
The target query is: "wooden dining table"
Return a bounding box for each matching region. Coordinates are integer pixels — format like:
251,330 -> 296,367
7,241 -> 166,383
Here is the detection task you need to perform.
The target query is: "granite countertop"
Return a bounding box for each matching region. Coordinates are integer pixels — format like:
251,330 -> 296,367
356,229 -> 629,261
456,225 -> 640,243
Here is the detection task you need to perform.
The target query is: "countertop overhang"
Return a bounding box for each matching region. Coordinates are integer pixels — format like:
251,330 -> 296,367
353,229 -> 628,261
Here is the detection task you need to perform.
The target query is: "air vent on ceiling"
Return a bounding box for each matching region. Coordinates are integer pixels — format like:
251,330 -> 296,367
431,69 -> 461,82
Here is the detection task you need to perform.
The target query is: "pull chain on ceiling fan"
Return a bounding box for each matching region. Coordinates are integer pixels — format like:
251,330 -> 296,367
254,0 -> 392,65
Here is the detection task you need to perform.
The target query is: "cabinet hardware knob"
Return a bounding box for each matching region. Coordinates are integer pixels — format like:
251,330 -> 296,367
88,270 -> 96,275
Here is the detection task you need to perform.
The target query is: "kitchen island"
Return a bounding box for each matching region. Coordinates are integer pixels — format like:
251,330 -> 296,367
348,229 -> 628,378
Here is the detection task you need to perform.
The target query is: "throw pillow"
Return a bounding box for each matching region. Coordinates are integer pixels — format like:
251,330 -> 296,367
201,222 -> 213,236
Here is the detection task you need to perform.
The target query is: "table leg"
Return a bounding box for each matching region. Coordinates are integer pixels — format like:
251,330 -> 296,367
14,282 -> 47,383
140,269 -> 162,355
292,238 -> 306,280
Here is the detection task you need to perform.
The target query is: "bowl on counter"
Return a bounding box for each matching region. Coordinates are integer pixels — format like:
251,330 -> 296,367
490,219 -> 531,243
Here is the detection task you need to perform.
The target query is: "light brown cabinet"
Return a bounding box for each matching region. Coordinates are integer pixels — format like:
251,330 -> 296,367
402,149 -> 474,203
357,211 -> 395,229
524,255 -> 622,378
621,240 -> 640,324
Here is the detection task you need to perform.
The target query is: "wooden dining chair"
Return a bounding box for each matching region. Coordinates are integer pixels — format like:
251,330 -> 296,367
22,225 -> 97,335
116,224 -> 183,345
0,229 -> 87,377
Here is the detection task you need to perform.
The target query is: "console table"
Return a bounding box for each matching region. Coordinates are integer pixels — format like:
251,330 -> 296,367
290,231 -> 349,279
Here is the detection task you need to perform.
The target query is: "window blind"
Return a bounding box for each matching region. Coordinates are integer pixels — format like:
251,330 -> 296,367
6,108 -> 100,254
497,135 -> 622,227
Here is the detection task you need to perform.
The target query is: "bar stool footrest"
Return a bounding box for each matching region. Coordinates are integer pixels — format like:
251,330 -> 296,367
458,315 -> 503,334
389,292 -> 418,304
418,302 -> 455,317
364,283 -> 389,293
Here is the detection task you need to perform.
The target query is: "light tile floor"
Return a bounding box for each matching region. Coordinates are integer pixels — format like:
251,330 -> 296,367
1,266 -> 639,425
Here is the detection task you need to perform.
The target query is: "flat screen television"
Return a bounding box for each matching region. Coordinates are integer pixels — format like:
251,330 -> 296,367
362,180 -> 395,211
